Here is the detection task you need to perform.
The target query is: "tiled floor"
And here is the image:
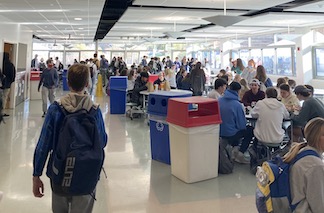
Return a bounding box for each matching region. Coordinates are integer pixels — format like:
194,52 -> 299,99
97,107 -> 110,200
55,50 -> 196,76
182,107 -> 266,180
0,93 -> 258,213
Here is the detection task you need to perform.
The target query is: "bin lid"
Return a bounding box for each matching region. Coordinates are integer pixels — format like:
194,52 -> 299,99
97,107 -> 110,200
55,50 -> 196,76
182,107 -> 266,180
150,91 -> 192,97
169,96 -> 217,104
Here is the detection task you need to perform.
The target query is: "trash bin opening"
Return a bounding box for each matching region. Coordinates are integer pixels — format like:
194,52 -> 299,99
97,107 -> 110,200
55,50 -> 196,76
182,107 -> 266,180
188,103 -> 198,111
161,99 -> 167,107
150,98 -> 156,106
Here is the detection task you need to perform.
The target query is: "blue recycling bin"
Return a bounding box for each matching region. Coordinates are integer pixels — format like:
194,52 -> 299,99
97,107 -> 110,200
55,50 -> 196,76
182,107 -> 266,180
62,69 -> 69,91
148,91 -> 192,165
110,76 -> 127,114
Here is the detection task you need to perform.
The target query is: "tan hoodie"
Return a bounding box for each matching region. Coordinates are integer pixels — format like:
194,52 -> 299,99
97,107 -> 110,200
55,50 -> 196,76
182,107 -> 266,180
281,93 -> 300,111
59,93 -> 96,113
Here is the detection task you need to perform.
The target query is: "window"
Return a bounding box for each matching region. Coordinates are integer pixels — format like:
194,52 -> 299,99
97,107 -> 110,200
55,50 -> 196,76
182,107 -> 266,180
276,48 -> 293,76
239,49 -> 249,66
250,49 -> 262,66
262,49 -> 275,74
66,52 -> 80,66
314,47 -> 324,77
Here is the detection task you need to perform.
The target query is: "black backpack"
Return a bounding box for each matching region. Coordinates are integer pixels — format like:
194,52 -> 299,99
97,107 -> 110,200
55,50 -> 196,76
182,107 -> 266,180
47,102 -> 105,196
58,62 -> 64,71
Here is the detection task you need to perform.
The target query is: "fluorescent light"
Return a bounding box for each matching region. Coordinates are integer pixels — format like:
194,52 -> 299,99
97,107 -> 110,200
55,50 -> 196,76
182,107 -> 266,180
0,9 -> 69,12
74,18 -> 82,21
78,28 -> 84,30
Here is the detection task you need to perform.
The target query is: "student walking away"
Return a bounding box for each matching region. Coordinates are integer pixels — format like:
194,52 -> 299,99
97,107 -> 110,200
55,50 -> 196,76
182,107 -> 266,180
2,52 -> 16,117
189,62 -> 206,96
33,64 -> 108,213
38,59 -> 58,117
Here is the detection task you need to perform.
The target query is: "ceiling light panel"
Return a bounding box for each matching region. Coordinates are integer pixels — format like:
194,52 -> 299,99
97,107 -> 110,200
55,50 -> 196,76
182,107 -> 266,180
238,13 -> 324,28
133,0 -> 293,10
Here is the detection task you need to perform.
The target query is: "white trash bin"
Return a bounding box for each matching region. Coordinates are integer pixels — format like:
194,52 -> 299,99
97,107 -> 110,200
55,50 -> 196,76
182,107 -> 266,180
168,123 -> 220,183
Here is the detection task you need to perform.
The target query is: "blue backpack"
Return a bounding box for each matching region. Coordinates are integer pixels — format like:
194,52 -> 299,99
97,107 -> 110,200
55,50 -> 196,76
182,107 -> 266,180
47,102 -> 105,197
256,149 -> 320,213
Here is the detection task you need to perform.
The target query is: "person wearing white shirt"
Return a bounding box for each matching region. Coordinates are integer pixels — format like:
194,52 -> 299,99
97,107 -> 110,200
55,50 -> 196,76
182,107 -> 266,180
88,59 -> 97,95
251,87 -> 289,144
208,78 -> 227,100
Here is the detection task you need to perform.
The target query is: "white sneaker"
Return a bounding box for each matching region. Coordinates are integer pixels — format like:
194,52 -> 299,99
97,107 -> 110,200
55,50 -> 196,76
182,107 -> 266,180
235,152 -> 250,164
231,146 -> 240,161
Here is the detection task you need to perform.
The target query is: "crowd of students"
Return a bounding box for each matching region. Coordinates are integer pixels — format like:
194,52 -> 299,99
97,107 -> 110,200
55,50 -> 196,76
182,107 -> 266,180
20,55 -> 324,212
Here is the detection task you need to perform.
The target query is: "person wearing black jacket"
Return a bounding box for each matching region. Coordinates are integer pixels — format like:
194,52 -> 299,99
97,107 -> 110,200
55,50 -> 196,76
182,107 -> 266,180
2,52 -> 16,116
131,72 -> 149,106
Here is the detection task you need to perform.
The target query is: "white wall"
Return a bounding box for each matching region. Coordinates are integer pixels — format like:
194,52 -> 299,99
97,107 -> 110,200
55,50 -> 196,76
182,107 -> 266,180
0,15 -> 33,108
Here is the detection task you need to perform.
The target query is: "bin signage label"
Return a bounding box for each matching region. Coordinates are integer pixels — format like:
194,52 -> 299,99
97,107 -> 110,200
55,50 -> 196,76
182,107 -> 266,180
156,122 -> 164,132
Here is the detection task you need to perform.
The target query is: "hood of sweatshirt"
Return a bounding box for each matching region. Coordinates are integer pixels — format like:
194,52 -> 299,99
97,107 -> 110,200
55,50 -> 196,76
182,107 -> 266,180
262,98 -> 282,110
60,93 -> 94,113
223,89 -> 239,100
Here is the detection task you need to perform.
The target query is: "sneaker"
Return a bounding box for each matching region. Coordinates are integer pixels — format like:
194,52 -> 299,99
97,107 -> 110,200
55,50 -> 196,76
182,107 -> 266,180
42,112 -> 46,118
231,146 -> 240,161
235,152 -> 250,164
3,114 -> 9,117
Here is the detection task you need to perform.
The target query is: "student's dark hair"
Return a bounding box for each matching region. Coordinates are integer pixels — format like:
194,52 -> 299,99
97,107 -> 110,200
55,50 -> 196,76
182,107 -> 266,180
195,62 -> 202,69
304,84 -> 314,95
214,78 -> 227,90
68,64 -> 89,92
296,90 -> 311,97
220,75 -> 228,83
255,65 -> 267,83
46,59 -> 53,65
119,69 -> 127,76
288,79 -> 296,89
276,77 -> 286,88
266,87 -> 277,98
279,83 -> 290,92
236,58 -> 245,71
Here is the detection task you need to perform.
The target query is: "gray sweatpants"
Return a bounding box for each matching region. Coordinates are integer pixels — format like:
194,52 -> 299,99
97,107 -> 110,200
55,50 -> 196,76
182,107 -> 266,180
41,87 -> 55,113
52,192 -> 95,213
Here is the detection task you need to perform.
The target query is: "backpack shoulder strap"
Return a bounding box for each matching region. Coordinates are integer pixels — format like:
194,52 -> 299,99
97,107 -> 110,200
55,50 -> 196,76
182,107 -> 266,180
292,149 -> 320,165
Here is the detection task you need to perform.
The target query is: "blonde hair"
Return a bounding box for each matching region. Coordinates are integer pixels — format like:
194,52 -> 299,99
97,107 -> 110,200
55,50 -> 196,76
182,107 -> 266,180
233,74 -> 242,82
284,117 -> 324,163
164,68 -> 173,77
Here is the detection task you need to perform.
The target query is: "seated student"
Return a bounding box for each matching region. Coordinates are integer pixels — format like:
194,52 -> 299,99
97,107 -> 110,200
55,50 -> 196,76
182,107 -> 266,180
288,79 -> 296,90
275,77 -> 287,99
283,117 -> 324,213
291,85 -> 324,141
127,70 -> 135,91
242,79 -> 265,107
251,88 -> 289,144
207,78 -> 227,100
131,72 -> 149,106
279,83 -> 300,112
239,78 -> 250,101
218,82 -> 253,164
305,84 -> 314,97
153,72 -> 166,89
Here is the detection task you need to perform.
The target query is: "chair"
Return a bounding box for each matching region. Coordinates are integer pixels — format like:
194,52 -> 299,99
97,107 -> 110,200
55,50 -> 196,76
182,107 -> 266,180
258,139 -> 289,160
126,90 -> 144,120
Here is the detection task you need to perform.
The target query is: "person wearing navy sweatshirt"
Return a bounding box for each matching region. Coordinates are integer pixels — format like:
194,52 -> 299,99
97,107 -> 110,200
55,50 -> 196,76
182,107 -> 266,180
218,82 -> 253,164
